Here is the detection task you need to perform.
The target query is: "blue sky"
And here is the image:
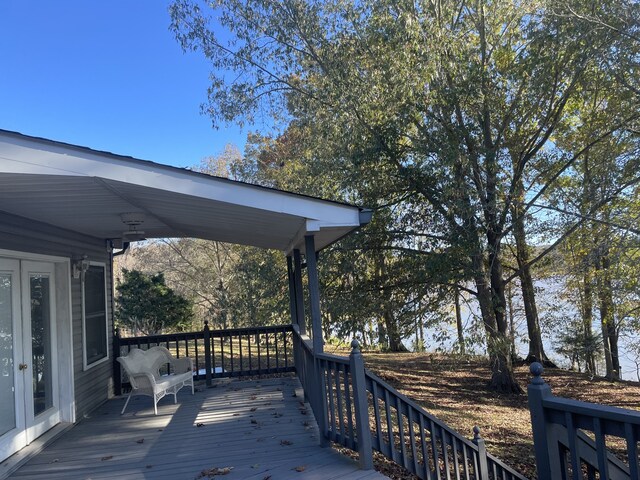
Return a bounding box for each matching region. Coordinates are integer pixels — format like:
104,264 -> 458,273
0,1 -> 246,168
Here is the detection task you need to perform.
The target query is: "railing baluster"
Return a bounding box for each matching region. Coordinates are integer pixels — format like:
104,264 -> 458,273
419,415 -> 433,480
239,333 -> 244,372
441,427 -> 451,480
211,332 -> 217,378
284,330 -> 289,369
194,336 -> 200,379
327,362 -> 336,441
430,419 -> 442,480
343,366 -> 354,450
625,422 -> 639,479
229,331 -> 234,375
335,363 -> 345,445
384,389 -> 397,463
372,381 -> 383,452
451,436 -> 460,480
397,396 -> 407,467
408,407 -> 418,474
257,330 -> 261,372
274,330 -> 279,370
593,417 -> 609,478
221,335 -> 226,374
565,412 -> 580,479
462,444 -> 470,480
266,331 -> 270,373
247,331 -> 252,373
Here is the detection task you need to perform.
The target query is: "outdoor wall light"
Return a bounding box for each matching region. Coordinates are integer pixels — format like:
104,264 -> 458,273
72,255 -> 90,279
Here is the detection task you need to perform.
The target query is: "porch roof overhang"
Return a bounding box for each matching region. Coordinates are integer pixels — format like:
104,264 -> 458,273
0,129 -> 371,253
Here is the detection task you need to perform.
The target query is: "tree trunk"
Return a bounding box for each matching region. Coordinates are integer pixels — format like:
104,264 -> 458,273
454,287 -> 465,355
596,247 -> 619,380
384,309 -> 405,351
472,248 -> 522,393
506,283 -> 517,361
581,273 -> 596,374
512,175 -> 551,366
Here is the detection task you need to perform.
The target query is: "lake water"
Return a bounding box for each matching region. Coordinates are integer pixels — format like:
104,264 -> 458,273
409,279 -> 639,382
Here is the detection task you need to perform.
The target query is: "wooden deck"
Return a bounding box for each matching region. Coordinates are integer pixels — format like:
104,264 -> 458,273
9,375 -> 387,479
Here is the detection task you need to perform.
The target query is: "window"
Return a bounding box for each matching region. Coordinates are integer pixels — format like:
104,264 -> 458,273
83,263 -> 108,368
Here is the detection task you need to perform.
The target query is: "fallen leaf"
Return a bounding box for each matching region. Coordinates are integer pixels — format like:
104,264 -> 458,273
280,439 -> 293,446
196,466 -> 234,478
294,465 -> 306,472
251,419 -> 258,424
101,455 -> 113,461
250,407 -> 257,412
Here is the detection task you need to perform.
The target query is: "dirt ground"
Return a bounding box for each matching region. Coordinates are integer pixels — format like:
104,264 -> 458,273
332,350 -> 640,480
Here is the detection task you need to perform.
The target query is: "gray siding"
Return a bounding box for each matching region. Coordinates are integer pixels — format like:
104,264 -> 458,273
0,211 -> 114,421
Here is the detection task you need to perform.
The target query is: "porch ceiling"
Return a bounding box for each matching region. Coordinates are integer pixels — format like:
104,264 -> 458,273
0,130 -> 370,252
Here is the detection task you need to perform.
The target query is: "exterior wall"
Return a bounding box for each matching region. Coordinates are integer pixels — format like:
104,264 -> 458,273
0,211 -> 114,421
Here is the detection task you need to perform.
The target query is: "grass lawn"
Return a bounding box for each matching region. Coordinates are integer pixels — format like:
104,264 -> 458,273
327,348 -> 640,480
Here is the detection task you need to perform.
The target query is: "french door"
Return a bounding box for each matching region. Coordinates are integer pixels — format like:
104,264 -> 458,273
0,259 -> 59,461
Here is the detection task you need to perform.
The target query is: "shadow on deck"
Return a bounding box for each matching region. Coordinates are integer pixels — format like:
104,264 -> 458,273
10,375 -> 387,480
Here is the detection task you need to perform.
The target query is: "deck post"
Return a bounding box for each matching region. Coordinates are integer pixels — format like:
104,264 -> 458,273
113,327 -> 122,396
293,248 -> 306,335
350,340 -> 374,470
528,362 -> 560,480
204,321 -> 212,387
473,426 -> 490,480
304,235 -> 323,354
287,255 -> 297,326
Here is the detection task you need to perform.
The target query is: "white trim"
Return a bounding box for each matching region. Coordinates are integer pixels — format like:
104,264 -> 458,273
81,262 -> 109,371
20,260 -> 60,444
0,249 -> 68,263
0,133 -> 363,226
0,249 -> 75,431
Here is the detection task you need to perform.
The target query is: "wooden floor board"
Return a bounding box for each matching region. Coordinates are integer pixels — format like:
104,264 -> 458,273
9,376 -> 387,479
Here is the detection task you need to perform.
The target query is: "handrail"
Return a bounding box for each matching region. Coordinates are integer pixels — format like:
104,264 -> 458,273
291,326 -> 527,479
113,323 -> 295,393
528,362 -> 638,480
365,369 -> 527,480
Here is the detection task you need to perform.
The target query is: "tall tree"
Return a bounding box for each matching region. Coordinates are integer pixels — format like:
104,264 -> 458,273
171,0 -> 638,391
115,269 -> 193,335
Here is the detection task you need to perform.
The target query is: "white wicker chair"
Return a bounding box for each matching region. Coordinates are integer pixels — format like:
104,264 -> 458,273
117,346 -> 194,415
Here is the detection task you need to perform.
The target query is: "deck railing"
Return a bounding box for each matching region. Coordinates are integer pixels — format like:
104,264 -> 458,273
365,369 -> 526,480
528,362 -> 638,479
292,326 -> 527,479
113,322 -> 295,395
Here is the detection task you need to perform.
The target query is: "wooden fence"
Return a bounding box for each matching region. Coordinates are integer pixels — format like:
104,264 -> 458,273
528,362 -> 638,479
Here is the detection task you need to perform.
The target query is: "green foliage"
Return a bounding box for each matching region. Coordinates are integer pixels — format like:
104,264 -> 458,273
555,321 -> 602,373
115,269 -> 193,335
167,0 -> 640,385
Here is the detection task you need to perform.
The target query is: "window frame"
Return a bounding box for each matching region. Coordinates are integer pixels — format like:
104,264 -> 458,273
82,261 -> 109,370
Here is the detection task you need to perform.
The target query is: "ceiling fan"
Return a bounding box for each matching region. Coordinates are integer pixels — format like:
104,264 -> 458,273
120,212 -> 146,242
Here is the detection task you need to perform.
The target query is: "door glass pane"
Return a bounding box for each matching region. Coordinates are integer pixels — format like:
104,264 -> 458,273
30,275 -> 52,416
0,273 -> 16,436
